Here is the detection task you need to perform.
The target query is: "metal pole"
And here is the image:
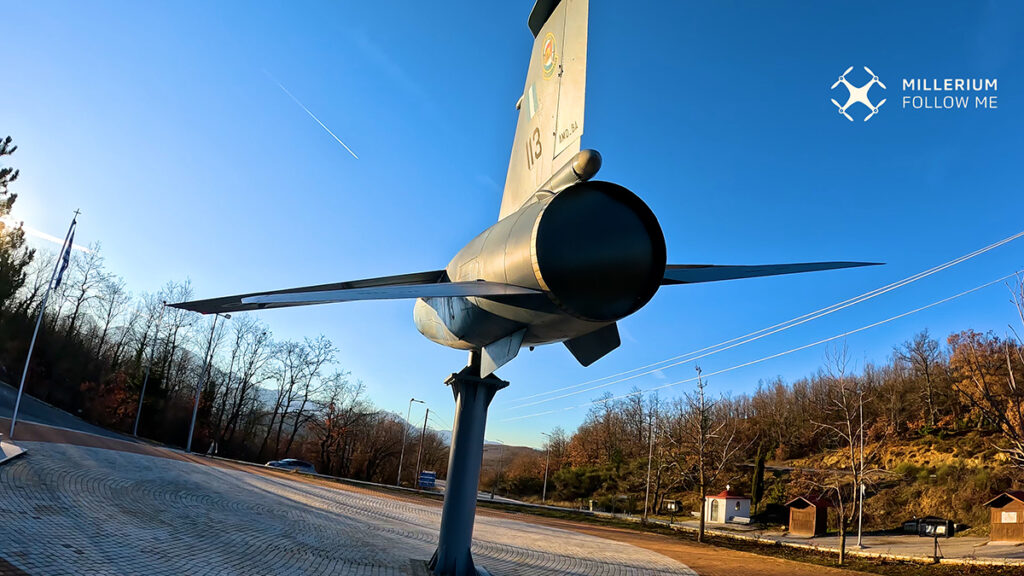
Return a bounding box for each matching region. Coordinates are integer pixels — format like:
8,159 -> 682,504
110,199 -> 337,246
643,408 -> 656,522
10,213 -> 77,440
428,360 -> 507,575
490,440 -> 504,499
133,302 -> 166,437
396,397 -> 423,486
857,389 -> 865,547
187,313 -> 227,453
414,407 -> 429,487
541,431 -> 551,503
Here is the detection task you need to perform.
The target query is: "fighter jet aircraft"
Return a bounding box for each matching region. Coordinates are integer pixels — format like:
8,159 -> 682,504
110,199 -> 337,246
172,2 -> 876,573
173,3 -> 874,375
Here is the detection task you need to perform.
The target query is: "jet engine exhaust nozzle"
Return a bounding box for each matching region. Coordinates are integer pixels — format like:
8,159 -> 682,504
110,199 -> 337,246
534,181 -> 666,322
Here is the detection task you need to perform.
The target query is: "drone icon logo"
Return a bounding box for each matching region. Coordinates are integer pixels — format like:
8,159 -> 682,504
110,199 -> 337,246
830,66 -> 887,122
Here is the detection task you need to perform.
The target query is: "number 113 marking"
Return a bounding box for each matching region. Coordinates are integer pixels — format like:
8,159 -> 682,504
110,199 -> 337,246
525,127 -> 542,170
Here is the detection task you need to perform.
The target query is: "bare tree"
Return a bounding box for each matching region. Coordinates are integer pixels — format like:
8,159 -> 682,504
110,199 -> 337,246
948,277 -> 1024,466
896,330 -> 944,428
312,377 -> 367,476
545,426 -> 569,471
62,242 -> 105,341
222,321 -> 272,445
259,341 -> 293,457
94,275 -> 130,357
11,249 -> 55,317
211,317 -> 248,441
282,335 -> 337,456
810,343 -> 883,565
158,280 -> 195,396
359,412 -> 405,481
666,366 -> 747,543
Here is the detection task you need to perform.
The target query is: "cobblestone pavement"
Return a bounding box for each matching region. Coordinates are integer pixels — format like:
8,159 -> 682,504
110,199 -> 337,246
1,442 -> 695,575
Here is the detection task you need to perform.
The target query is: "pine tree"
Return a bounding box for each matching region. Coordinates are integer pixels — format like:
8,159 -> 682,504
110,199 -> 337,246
0,136 -> 35,307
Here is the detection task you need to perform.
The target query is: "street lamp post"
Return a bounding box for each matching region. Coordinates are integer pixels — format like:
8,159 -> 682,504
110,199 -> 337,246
133,301 -> 166,437
186,312 -> 229,453
396,398 -> 425,486
541,432 -> 552,504
857,388 -> 866,548
643,405 -> 657,523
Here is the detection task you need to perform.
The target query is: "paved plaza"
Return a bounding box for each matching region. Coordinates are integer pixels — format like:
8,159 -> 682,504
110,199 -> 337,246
0,442 -> 696,575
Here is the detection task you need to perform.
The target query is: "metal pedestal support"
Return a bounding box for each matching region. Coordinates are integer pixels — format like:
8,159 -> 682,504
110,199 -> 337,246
429,356 -> 508,576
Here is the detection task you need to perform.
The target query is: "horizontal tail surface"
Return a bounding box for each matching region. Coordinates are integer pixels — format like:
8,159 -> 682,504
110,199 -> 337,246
662,261 -> 881,285
170,270 -> 539,314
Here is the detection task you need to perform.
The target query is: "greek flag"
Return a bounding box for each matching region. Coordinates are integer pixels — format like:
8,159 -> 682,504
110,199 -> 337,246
526,83 -> 540,120
53,225 -> 75,289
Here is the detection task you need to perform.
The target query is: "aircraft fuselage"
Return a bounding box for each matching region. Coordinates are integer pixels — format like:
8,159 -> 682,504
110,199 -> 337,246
414,180 -> 666,351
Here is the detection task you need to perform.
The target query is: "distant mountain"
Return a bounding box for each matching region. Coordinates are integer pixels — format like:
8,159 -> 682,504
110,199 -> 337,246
253,387 -> 502,447
434,429 -> 503,447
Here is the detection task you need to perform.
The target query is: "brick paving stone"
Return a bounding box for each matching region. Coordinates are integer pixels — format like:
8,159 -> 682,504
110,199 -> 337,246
1,442 -> 695,575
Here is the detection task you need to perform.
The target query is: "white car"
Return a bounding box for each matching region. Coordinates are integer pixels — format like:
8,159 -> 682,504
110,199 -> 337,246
264,458 -> 316,474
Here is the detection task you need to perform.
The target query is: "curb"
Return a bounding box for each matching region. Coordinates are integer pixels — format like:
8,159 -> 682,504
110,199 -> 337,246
0,435 -> 27,466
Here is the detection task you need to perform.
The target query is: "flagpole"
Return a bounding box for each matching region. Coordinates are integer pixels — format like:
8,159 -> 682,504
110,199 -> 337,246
9,211 -> 78,439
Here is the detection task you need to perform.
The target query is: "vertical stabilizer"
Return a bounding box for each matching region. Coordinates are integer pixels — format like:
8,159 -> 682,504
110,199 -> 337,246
498,0 -> 589,220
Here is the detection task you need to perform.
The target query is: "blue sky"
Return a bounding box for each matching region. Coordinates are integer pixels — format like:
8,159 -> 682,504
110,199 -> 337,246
3,1 -> 1023,447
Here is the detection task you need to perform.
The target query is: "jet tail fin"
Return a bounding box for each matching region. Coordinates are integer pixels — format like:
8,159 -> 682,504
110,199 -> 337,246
499,0 -> 589,219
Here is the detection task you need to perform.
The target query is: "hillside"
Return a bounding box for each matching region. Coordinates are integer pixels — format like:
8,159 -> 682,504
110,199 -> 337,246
765,430 -> 1020,535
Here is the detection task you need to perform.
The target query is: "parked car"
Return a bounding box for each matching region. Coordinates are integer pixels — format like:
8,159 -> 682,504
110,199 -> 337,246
902,516 -> 955,538
265,458 -> 317,474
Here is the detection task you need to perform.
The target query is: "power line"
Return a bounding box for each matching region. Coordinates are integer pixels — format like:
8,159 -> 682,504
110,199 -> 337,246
427,412 -> 451,430
504,228 -> 1024,410
428,409 -> 451,423
499,270 -> 1020,423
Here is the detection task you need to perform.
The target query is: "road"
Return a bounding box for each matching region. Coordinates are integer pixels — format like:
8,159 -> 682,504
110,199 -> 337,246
0,380 -> 127,441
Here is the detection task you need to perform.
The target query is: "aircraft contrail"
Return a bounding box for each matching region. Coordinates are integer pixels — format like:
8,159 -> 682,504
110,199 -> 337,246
264,70 -> 359,160
0,217 -> 90,253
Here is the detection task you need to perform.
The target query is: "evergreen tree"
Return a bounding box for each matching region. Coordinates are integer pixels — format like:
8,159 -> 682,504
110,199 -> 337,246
0,136 -> 34,307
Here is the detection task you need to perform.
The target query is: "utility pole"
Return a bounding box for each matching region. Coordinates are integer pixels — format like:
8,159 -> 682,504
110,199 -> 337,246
857,388 -> 866,548
133,301 -> 166,437
10,211 -> 78,440
541,432 -> 552,503
643,403 -> 657,522
414,407 -> 429,488
490,440 -> 505,499
397,398 -> 424,486
186,312 -> 229,453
